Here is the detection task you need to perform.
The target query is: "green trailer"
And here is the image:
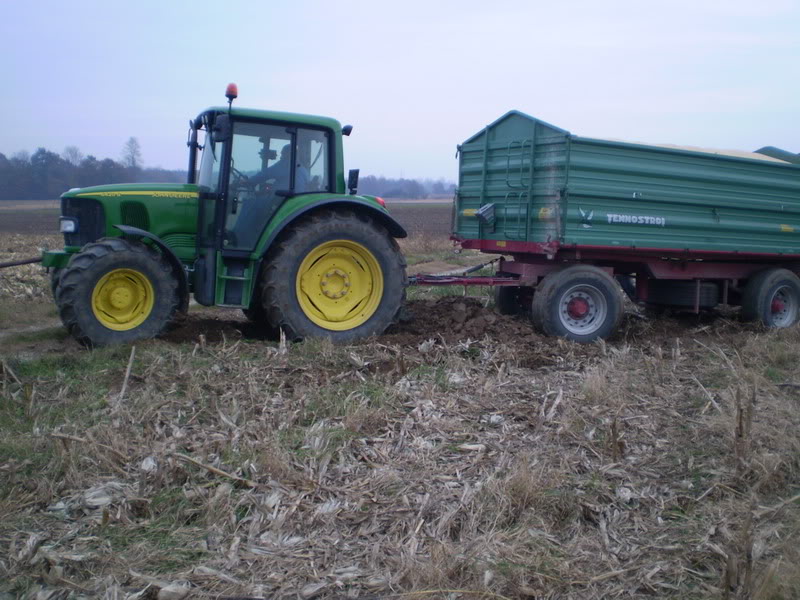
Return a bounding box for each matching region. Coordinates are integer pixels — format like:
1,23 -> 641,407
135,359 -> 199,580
452,110 -> 800,341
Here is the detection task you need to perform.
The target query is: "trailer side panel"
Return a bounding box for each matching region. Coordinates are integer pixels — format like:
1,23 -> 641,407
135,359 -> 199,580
564,137 -> 800,255
455,111 -> 800,259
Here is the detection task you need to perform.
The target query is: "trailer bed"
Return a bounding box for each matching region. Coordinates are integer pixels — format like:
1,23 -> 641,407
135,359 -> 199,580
454,111 -> 800,259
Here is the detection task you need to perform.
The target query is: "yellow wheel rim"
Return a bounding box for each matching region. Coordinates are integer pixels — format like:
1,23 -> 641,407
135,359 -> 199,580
91,268 -> 155,331
296,240 -> 384,331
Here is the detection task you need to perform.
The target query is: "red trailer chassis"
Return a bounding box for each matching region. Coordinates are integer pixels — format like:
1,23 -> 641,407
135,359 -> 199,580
411,238 -> 800,323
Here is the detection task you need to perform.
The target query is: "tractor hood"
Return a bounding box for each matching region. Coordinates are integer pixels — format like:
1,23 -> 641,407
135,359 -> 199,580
61,182 -> 200,200
56,183 -> 200,260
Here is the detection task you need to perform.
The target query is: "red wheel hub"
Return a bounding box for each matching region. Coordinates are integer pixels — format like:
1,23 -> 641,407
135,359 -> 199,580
567,297 -> 590,319
771,297 -> 786,314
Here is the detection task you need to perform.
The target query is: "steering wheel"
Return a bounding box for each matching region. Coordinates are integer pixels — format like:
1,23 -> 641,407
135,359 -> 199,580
231,166 -> 252,188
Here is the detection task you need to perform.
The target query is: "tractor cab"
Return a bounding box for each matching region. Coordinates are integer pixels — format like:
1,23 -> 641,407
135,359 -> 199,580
190,109 -> 334,252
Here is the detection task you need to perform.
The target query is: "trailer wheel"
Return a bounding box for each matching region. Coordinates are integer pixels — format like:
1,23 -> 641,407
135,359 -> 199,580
741,268 -> 800,328
531,266 -> 622,342
56,238 -> 179,346
260,209 -> 406,343
494,285 -> 521,315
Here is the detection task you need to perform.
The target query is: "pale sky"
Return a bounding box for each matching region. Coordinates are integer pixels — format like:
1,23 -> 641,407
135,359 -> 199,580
1,0 -> 798,180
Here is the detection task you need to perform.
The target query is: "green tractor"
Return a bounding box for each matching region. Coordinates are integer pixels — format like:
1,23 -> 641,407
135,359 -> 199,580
43,85 -> 407,346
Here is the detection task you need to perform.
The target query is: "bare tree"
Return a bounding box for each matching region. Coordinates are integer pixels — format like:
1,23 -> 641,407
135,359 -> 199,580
121,137 -> 142,170
11,150 -> 31,163
62,145 -> 84,166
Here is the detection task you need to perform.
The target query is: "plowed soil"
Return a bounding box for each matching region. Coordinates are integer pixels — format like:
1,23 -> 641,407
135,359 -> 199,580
158,298 -> 527,347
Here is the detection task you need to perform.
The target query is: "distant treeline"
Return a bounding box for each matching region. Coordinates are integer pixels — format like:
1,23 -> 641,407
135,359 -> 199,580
0,145 -> 184,201
0,144 -> 455,201
358,176 -> 455,199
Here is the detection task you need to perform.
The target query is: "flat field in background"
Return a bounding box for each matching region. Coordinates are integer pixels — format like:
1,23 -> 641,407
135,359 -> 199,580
0,200 -> 60,235
1,200 -> 800,599
385,199 -> 452,238
0,199 -> 453,238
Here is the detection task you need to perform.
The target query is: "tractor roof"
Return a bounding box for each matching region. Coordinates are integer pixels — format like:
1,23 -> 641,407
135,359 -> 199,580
202,106 -> 342,131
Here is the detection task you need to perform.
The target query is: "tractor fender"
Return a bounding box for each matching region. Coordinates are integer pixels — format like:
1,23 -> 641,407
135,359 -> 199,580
113,225 -> 190,315
262,198 -> 407,254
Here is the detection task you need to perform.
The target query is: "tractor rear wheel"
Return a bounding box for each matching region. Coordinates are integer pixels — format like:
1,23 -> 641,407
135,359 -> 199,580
531,265 -> 622,342
259,209 -> 406,343
741,268 -> 800,328
56,238 -> 179,346
242,298 -> 269,324
242,292 -> 281,338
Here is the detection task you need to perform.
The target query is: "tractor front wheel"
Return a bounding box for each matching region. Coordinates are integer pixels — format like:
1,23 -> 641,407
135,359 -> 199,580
56,238 -> 179,346
259,209 -> 406,343
49,268 -> 63,299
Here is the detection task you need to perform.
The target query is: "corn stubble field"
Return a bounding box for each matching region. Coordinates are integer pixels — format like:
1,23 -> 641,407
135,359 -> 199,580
1,202 -> 800,599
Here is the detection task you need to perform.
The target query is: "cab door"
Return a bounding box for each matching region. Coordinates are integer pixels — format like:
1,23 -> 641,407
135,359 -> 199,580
194,116 -> 289,305
193,113 -> 229,306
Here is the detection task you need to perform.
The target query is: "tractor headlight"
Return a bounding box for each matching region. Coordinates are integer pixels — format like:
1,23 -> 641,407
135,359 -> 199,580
59,217 -> 78,233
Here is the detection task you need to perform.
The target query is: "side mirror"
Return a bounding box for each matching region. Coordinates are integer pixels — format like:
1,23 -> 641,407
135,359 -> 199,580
347,169 -> 359,195
342,124 -> 353,136
212,114 -> 232,143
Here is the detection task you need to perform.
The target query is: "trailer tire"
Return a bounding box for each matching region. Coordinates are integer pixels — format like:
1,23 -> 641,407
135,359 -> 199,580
260,209 -> 406,343
56,238 -> 179,347
494,284 -> 521,315
531,266 -> 622,342
741,268 -> 800,328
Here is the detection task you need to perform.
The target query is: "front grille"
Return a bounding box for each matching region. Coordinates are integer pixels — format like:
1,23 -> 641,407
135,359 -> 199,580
61,197 -> 105,247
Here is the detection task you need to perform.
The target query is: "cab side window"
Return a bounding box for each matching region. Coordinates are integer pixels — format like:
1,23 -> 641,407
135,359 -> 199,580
296,129 -> 329,192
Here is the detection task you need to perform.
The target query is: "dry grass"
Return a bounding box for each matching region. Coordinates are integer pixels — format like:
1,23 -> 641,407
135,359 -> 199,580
0,234 -> 62,333
2,228 -> 800,598
1,311 -> 800,599
398,232 -> 458,263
